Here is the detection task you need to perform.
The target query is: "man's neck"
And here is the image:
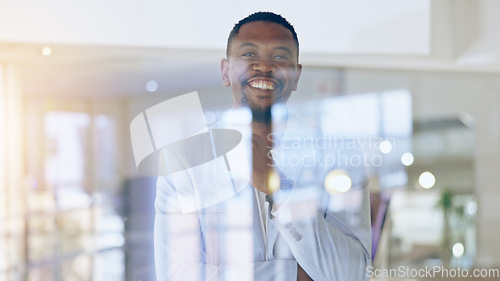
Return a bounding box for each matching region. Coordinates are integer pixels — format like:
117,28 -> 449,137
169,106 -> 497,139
251,121 -> 273,148
251,106 -> 272,124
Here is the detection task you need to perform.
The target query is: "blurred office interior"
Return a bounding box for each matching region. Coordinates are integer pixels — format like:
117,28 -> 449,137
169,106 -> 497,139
1,0 -> 500,280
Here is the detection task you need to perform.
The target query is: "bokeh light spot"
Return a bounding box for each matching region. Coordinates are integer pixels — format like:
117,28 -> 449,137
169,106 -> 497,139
452,242 -> 465,258
42,47 -> 52,56
146,80 -> 159,92
419,171 -> 435,189
379,140 -> 393,154
401,152 -> 414,166
325,169 -> 352,193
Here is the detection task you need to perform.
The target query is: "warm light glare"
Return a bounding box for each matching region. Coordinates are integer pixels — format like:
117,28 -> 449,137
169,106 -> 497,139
325,169 -> 352,193
379,140 -> 393,154
146,80 -> 159,92
419,171 -> 435,189
268,169 -> 280,194
42,47 -> 52,56
452,242 -> 465,258
401,152 -> 414,166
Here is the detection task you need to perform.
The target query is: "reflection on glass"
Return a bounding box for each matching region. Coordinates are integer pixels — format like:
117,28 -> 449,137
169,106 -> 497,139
3,107 -> 127,280
384,116 -> 476,270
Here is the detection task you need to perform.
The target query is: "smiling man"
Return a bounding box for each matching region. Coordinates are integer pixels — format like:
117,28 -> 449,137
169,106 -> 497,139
221,16 -> 302,117
154,12 -> 371,281
221,13 -> 302,197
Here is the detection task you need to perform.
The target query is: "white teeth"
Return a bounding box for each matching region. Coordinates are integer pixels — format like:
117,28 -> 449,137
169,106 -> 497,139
250,81 -> 275,90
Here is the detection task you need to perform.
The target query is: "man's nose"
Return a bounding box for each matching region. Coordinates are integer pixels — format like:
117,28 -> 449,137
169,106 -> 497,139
252,59 -> 275,72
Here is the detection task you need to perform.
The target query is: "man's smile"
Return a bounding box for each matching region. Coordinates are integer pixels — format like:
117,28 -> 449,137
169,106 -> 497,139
248,79 -> 277,91
246,77 -> 279,92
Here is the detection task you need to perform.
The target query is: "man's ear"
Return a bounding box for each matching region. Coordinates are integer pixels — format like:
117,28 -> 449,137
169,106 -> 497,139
292,64 -> 303,91
221,58 -> 230,87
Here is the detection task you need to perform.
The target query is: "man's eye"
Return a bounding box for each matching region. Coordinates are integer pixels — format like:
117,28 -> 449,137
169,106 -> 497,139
242,53 -> 254,57
274,55 -> 288,60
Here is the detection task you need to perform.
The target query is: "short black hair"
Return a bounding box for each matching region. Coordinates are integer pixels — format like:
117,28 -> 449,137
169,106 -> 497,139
226,12 -> 299,58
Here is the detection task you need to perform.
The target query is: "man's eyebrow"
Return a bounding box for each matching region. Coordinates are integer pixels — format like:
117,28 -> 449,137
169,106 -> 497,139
274,46 -> 294,56
237,42 -> 258,50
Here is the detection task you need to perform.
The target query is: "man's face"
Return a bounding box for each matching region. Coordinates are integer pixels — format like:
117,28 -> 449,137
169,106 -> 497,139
221,21 -> 302,111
